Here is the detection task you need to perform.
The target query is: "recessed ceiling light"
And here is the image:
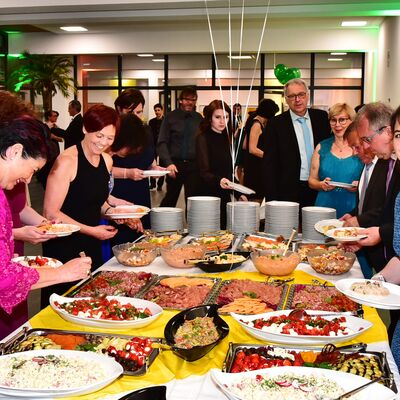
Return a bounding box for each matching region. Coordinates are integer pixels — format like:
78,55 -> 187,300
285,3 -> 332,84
152,58 -> 165,62
60,26 -> 88,32
137,54 -> 154,57
341,21 -> 367,27
228,55 -> 253,60
328,58 -> 343,61
330,52 -> 347,55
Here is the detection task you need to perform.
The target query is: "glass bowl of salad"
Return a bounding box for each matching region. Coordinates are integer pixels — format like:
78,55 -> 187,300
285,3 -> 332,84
112,242 -> 158,267
307,248 -> 356,275
251,249 -> 300,276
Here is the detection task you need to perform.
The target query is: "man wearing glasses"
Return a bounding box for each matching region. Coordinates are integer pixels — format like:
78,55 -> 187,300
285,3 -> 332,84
157,87 -> 203,207
346,102 -> 399,268
262,78 -> 330,212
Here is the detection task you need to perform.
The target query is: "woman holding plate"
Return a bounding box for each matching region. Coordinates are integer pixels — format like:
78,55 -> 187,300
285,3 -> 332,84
0,116 -> 91,339
111,91 -> 166,244
308,103 -> 363,217
42,105 -> 131,307
196,100 -> 247,229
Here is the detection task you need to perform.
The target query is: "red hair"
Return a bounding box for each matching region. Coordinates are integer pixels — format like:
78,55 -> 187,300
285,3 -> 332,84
83,104 -> 120,134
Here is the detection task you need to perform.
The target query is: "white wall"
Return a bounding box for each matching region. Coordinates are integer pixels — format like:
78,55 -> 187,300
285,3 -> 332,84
377,17 -> 400,107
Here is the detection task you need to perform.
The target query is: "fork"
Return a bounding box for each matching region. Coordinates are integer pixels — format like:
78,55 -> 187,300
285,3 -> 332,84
333,376 -> 388,399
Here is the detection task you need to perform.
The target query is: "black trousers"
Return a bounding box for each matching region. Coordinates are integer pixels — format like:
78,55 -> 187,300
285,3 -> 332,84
160,160 -> 198,207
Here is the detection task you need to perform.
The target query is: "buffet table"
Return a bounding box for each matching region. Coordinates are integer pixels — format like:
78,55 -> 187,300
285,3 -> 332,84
2,242 -> 400,400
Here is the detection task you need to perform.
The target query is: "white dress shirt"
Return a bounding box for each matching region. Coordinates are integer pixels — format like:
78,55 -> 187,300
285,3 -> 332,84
289,110 -> 314,181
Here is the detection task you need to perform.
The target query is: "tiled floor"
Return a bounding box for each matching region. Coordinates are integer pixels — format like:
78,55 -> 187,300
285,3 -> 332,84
26,176 -> 184,318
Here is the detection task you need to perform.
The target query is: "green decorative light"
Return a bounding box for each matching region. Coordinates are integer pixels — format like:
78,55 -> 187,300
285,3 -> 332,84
7,54 -> 23,58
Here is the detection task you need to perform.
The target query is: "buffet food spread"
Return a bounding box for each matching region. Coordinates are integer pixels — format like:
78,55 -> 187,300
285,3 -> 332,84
2,229 -> 398,400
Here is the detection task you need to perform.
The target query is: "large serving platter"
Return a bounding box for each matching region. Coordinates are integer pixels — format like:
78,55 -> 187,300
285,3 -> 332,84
211,366 -> 396,399
237,232 -> 288,252
230,310 -> 372,345
0,349 -> 123,398
285,283 -> 363,316
0,328 -> 162,376
221,342 -> 397,392
189,231 -> 235,252
68,270 -> 156,298
336,279 -> 400,310
139,275 -> 221,310
214,279 -> 288,314
50,294 -> 163,329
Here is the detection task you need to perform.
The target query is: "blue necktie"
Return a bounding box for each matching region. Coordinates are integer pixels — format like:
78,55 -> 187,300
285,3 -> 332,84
298,117 -> 313,168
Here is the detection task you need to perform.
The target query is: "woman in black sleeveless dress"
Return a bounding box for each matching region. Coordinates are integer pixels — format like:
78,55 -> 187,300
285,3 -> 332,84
41,105 -> 121,307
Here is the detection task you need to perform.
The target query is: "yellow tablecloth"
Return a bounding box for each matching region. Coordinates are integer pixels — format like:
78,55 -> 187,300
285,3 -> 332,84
29,269 -> 388,400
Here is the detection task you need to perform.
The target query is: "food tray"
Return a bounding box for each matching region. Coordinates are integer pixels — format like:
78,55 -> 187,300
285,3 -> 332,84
237,232 -> 291,253
138,231 -> 186,249
188,232 -> 236,252
213,279 -> 288,313
138,275 -> 221,310
67,270 -> 157,298
221,342 -> 397,393
285,283 -> 363,317
0,327 -> 162,376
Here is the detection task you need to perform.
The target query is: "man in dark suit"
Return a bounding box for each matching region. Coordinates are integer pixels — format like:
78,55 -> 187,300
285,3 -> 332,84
341,123 -> 388,274
64,100 -> 84,149
262,78 -> 331,210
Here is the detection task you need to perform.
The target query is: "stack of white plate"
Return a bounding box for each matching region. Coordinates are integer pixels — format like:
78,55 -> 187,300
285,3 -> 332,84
187,196 -> 221,235
264,201 -> 299,238
226,201 -> 260,234
302,206 -> 336,242
150,207 -> 184,232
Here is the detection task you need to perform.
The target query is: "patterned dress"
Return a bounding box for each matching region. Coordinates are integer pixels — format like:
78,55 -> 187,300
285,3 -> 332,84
0,187 -> 39,339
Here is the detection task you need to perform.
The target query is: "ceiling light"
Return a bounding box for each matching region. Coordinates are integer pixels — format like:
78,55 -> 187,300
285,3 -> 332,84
330,52 -> 347,55
137,54 -> 154,57
60,26 -> 88,32
152,58 -> 165,62
341,21 -> 367,27
228,55 -> 253,60
328,58 -> 343,61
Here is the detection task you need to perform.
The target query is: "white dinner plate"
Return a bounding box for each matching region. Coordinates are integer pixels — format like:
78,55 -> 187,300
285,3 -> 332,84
0,349 -> 123,398
327,181 -> 357,189
142,170 -> 170,177
106,205 -> 150,219
230,309 -> 372,345
336,278 -> 400,310
314,218 -> 344,235
12,256 -> 63,269
211,367 -> 396,400
226,181 -> 255,195
41,223 -> 80,237
326,227 -> 368,242
50,294 -> 163,329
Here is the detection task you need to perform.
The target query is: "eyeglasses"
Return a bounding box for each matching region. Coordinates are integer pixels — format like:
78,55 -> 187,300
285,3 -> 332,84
329,117 -> 350,126
286,92 -> 307,101
360,125 -> 388,144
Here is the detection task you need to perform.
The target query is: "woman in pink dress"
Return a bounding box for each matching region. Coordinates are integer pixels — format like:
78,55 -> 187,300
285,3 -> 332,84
0,117 -> 92,340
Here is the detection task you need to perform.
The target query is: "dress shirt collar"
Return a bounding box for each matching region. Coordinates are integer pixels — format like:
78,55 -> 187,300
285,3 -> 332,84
289,109 -> 310,123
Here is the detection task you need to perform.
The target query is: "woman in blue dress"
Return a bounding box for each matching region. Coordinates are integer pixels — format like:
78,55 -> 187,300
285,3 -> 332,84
308,103 -> 363,218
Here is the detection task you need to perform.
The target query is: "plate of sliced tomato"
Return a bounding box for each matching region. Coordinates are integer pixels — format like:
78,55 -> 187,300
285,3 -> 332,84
231,309 -> 372,345
12,256 -> 63,268
50,294 -> 163,329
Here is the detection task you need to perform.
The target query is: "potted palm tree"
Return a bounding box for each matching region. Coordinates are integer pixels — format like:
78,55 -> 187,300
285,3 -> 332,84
7,51 -> 76,112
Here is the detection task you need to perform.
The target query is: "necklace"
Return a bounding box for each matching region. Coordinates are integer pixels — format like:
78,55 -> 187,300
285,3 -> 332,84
333,142 -> 348,152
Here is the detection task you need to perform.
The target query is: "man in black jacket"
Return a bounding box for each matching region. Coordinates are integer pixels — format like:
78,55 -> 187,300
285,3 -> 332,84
262,79 -> 331,211
64,100 -> 84,149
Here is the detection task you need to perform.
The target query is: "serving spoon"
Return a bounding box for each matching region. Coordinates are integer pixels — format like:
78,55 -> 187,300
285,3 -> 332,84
282,228 -> 297,256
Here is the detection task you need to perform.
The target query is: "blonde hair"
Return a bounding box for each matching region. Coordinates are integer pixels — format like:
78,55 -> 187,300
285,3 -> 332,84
328,103 -> 356,121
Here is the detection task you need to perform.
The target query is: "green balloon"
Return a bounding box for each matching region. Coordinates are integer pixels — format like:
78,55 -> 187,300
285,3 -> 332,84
274,64 -> 301,84
274,64 -> 288,84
